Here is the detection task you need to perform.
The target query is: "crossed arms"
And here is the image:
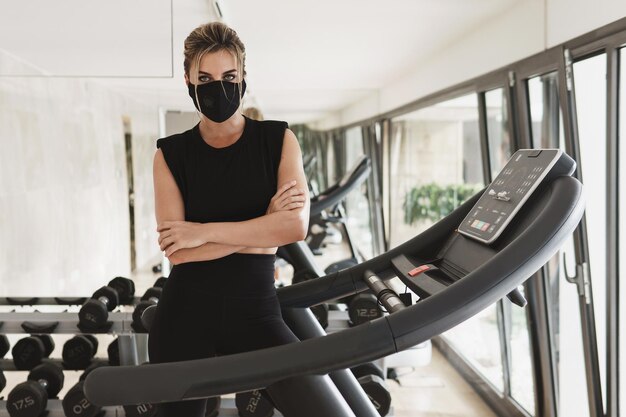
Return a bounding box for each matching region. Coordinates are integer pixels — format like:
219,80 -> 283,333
153,129 -> 309,265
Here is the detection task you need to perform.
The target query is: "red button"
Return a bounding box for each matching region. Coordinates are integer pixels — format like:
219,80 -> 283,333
408,265 -> 430,277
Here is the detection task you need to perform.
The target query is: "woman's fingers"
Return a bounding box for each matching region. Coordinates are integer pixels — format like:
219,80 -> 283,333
276,190 -> 306,207
272,180 -> 297,200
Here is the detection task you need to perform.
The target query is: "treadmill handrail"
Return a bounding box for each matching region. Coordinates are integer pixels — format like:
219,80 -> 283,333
84,176 -> 584,407
309,156 -> 371,217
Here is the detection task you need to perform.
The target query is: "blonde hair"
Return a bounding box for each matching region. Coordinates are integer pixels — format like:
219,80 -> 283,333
242,106 -> 264,121
184,22 -> 246,114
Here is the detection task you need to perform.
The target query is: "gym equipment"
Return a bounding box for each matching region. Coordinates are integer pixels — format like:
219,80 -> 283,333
350,363 -> 390,416
78,286 -> 120,331
84,149 -> 584,417
347,293 -> 383,326
306,155 -> 372,254
132,287 -> 162,332
236,390 -> 274,417
62,362 -> 107,417
0,334 -> 9,358
205,396 -> 221,417
153,276 -> 167,288
62,335 -> 99,369
108,339 -> 120,366
11,335 -> 55,370
6,362 -> 64,417
0,369 -> 5,394
108,277 -> 136,305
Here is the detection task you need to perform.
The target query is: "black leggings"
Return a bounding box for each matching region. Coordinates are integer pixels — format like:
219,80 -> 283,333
148,253 -> 298,417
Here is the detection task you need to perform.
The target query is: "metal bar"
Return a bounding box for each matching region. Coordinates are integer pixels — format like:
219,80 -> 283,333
605,46 -> 620,417
559,46 -> 605,417
477,91 -> 493,183
362,270 -> 406,314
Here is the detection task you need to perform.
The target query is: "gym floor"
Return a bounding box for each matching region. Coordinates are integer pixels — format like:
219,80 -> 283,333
123,235 -> 497,417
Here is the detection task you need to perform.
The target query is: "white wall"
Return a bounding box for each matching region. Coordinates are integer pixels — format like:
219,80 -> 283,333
0,50 -> 161,296
312,0 -> 626,129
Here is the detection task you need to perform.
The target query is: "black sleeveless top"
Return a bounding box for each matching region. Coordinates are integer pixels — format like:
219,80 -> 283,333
156,116 -> 289,223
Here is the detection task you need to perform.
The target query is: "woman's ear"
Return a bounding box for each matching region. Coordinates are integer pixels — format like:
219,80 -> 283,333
184,73 -> 190,86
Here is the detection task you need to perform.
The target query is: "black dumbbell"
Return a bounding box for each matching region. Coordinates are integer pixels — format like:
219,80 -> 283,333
350,362 -> 391,416
153,276 -> 167,288
235,390 -> 274,417
79,286 -> 120,330
132,287 -> 162,333
122,402 -> 158,417
11,335 -> 55,370
108,338 -> 120,366
108,277 -> 136,305
348,293 -> 383,326
0,334 -> 9,358
205,396 -> 221,417
122,362 -> 159,417
62,362 -> 108,417
6,362 -> 64,417
310,304 -> 329,329
62,335 -> 99,369
0,369 -> 6,394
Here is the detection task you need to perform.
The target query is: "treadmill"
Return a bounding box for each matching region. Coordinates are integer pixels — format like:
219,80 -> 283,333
84,149 -> 585,417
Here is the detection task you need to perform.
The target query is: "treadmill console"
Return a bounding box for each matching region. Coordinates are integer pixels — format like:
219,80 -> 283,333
458,149 -> 575,244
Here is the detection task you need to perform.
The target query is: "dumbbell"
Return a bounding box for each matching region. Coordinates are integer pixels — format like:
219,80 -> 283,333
310,304 -> 329,329
108,338 -> 120,366
62,362 -> 108,417
11,335 -> 55,370
1,334 -> 9,358
6,362 -> 64,417
205,396 -> 221,417
79,286 -> 120,330
348,293 -> 383,326
0,369 -> 5,395
62,335 -> 99,369
235,390 -> 274,417
350,362 -> 391,416
132,287 -> 162,333
108,276 -> 136,305
153,276 -> 167,288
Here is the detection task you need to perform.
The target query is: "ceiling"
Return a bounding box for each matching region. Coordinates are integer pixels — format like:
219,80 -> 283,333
1,0 -> 521,125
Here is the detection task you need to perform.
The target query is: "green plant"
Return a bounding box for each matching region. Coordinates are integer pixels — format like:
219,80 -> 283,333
403,183 -> 481,225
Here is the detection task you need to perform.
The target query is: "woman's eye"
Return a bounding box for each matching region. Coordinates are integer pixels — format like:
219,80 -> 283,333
199,76 -> 211,82
224,74 -> 236,81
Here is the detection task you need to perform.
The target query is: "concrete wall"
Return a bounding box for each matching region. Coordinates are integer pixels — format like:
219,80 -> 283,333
0,49 -> 160,296
312,0 -> 626,129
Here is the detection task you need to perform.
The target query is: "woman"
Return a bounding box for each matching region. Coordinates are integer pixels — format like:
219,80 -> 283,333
149,22 -> 309,416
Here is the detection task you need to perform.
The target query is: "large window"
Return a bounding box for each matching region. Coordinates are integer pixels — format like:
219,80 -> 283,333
573,53 -> 608,413
485,88 -> 512,176
528,72 -> 590,417
343,126 -> 375,260
388,94 -> 484,248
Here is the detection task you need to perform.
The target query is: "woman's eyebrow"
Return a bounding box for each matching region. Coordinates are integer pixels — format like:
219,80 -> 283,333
198,69 -> 238,76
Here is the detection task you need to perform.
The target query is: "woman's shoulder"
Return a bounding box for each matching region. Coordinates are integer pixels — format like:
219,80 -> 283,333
250,118 -> 289,138
156,125 -> 196,150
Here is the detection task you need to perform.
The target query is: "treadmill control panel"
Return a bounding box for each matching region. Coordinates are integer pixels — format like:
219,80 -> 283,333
458,149 -> 575,244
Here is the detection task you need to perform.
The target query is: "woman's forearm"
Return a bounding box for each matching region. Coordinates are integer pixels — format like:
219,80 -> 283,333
169,242 -> 246,265
202,210 -> 307,248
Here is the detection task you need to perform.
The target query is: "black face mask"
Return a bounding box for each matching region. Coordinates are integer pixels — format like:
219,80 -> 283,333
188,79 -> 246,123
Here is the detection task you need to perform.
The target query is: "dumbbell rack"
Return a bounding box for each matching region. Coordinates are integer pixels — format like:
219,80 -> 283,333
0,310 -> 150,417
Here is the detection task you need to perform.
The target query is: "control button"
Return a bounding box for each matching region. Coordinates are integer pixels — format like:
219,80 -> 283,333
527,150 -> 542,157
408,265 -> 430,277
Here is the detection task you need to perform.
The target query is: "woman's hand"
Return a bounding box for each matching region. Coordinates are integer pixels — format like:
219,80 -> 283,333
266,180 -> 307,215
157,221 -> 207,257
